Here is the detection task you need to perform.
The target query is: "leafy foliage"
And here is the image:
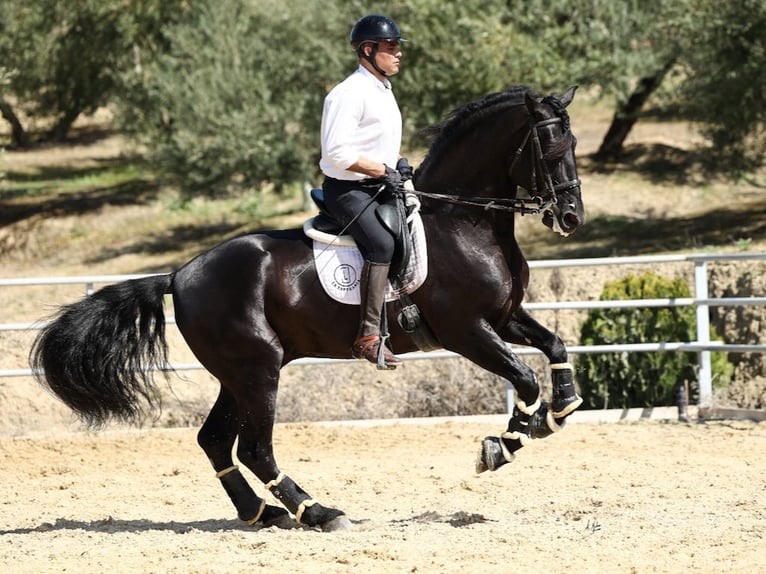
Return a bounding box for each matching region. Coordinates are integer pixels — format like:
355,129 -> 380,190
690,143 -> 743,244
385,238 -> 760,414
118,0 -> 352,196
578,272 -> 732,409
508,0 -> 687,104
2,0 -> 765,193
508,0 -> 766,166
0,1 -> 119,139
676,0 -> 766,170
395,0 -> 555,135
0,0 -> 183,143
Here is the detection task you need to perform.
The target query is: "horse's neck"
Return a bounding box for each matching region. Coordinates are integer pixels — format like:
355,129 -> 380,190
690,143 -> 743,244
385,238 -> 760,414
422,206 -> 522,264
423,207 -> 528,309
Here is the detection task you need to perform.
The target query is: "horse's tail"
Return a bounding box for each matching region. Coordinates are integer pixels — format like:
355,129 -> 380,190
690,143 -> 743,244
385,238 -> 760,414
29,274 -> 174,427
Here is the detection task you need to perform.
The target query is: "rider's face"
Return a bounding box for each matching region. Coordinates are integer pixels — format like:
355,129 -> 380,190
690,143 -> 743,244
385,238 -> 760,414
370,41 -> 402,76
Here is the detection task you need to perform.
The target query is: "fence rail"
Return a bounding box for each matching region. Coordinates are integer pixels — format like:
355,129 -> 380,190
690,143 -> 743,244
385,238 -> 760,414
3,252 -> 765,412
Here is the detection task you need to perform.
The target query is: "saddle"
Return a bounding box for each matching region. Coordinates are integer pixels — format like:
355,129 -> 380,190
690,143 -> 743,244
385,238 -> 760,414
307,186 -> 413,278
306,183 -> 440,352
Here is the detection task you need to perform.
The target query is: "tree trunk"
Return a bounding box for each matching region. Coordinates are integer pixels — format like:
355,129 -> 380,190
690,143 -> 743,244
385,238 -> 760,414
47,108 -> 82,142
594,58 -> 676,160
0,99 -> 29,148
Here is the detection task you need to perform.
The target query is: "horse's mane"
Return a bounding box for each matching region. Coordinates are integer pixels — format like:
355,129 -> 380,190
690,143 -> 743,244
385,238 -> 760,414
417,86 -> 538,177
416,86 -> 574,176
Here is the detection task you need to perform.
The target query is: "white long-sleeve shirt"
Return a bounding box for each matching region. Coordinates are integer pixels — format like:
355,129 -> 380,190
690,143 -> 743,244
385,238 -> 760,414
319,65 -> 402,181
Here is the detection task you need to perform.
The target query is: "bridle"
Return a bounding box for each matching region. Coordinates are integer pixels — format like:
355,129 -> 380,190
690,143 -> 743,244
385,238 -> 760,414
509,116 -> 581,198
409,114 -> 580,215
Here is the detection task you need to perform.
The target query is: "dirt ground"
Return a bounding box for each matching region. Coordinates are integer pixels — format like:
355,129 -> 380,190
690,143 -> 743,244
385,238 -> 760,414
0,417 -> 764,573
2,101 -> 765,572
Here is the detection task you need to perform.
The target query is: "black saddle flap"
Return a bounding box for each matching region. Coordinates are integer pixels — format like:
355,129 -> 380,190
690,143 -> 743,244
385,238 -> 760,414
310,189 -> 343,233
310,188 -> 328,212
375,203 -> 400,237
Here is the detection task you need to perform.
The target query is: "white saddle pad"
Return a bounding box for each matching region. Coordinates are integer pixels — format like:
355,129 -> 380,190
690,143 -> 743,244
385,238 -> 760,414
306,214 -> 428,305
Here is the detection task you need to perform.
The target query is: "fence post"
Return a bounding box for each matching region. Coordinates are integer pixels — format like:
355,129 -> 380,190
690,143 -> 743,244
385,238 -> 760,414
694,260 -> 713,413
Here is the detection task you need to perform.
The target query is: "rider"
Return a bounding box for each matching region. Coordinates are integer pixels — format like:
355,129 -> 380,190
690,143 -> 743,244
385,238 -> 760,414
319,14 -> 413,369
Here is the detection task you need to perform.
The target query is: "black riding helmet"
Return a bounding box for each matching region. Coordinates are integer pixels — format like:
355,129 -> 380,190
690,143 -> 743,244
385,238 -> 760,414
350,15 -> 406,77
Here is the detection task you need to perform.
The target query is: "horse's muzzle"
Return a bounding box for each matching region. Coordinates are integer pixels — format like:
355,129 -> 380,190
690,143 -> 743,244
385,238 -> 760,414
543,200 -> 584,237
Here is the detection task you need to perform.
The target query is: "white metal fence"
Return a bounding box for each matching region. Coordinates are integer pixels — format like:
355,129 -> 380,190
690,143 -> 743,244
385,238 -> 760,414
2,253 -> 765,412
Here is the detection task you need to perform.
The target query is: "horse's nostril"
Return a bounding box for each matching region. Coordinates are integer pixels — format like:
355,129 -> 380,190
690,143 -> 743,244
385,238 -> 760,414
564,213 -> 580,228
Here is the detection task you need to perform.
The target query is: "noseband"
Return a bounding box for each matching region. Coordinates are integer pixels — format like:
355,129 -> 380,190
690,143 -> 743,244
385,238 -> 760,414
410,114 -> 579,215
508,116 -> 581,201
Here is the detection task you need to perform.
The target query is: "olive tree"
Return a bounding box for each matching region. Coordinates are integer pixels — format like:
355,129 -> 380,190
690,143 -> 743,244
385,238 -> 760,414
676,0 -> 766,170
0,0 -> 183,146
118,0 -> 353,196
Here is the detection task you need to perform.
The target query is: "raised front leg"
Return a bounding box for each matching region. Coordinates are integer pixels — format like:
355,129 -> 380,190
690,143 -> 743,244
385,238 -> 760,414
499,306 -> 583,436
440,319 -> 542,473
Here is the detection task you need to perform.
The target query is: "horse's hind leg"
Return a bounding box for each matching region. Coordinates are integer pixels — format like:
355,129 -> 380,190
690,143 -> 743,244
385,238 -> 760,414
500,306 -> 583,437
232,365 -> 351,531
197,386 -> 289,526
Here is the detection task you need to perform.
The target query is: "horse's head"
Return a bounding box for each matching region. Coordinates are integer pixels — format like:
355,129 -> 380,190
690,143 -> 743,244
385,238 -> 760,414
514,86 -> 585,236
414,85 -> 585,236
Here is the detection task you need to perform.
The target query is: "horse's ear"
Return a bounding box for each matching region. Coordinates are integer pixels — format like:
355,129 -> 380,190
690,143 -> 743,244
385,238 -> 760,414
524,92 -> 539,116
559,85 -> 578,108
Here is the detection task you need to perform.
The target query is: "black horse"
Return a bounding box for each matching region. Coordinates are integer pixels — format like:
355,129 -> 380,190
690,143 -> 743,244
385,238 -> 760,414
31,85 -> 585,531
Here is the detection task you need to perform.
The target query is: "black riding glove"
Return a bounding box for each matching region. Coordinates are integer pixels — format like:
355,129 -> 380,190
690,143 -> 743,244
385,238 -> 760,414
383,164 -> 404,194
396,157 -> 414,181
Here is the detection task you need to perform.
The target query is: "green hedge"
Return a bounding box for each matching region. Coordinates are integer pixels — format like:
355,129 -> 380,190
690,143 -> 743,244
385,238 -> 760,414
578,271 -> 732,409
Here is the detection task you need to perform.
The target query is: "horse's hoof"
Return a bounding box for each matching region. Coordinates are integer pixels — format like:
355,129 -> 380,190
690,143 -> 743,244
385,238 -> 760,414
263,513 -> 300,530
321,514 -> 354,532
475,436 -> 513,473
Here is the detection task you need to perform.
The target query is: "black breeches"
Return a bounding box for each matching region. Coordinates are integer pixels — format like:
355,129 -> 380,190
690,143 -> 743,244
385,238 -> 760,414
321,177 -> 395,264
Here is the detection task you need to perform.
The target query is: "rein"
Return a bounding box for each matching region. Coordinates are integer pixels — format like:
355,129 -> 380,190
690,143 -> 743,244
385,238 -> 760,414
406,190 -> 553,215
409,115 -> 579,216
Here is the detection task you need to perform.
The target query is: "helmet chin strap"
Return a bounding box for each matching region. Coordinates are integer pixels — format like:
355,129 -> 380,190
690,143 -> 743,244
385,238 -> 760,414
359,42 -> 388,77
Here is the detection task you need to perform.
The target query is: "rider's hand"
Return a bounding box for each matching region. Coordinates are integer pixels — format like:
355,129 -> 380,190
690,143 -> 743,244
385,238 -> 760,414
396,157 -> 414,181
383,164 -> 403,193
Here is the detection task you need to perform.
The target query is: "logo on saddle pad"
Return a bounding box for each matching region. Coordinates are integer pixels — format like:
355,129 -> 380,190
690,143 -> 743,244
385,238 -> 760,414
332,264 -> 359,292
306,214 -> 428,305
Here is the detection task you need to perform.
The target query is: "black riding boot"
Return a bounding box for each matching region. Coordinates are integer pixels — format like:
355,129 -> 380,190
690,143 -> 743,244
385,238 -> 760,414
352,261 -> 401,369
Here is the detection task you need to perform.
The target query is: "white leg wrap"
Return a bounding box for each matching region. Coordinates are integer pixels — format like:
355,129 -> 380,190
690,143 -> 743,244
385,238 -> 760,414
215,465 -> 239,479
245,499 -> 267,526
295,498 -> 318,524
495,436 -> 516,462
514,394 -> 541,416
546,409 -> 565,433
502,430 -> 532,448
265,472 -> 286,490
